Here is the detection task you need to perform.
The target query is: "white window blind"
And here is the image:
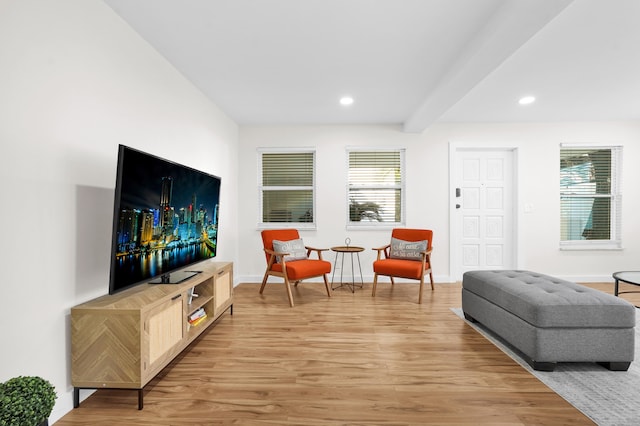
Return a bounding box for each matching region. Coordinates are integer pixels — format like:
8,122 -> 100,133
348,149 -> 404,225
560,146 -> 622,248
259,150 -> 315,226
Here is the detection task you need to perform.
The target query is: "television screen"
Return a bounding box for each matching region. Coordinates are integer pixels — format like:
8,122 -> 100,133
108,145 -> 221,294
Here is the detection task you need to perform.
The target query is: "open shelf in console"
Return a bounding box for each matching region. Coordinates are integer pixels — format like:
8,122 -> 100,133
185,276 -> 215,336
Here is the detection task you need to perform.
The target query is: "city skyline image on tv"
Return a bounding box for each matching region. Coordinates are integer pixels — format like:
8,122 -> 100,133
109,145 -> 221,294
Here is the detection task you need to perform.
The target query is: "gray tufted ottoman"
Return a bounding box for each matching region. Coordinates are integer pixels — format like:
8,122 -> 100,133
462,270 -> 635,371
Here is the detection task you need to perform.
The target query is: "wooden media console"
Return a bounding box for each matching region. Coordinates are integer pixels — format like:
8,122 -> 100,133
71,261 -> 233,409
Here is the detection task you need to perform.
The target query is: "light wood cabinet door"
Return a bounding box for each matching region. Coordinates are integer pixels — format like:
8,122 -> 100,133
144,295 -> 183,374
214,265 -> 232,313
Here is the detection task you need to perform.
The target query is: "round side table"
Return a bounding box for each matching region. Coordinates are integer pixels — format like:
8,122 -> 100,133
330,246 -> 364,293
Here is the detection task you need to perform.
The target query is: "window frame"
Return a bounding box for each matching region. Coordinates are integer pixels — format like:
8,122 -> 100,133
346,147 -> 406,230
257,147 -> 317,230
559,144 -> 622,250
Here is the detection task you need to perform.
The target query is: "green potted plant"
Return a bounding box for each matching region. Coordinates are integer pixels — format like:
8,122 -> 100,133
0,376 -> 57,426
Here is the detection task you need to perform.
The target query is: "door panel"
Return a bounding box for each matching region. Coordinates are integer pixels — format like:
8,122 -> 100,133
452,148 -> 516,280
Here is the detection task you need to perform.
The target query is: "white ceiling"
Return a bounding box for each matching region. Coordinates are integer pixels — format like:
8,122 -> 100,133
103,0 -> 640,133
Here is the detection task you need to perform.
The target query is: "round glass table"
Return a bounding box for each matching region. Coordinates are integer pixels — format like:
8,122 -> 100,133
613,271 -> 640,306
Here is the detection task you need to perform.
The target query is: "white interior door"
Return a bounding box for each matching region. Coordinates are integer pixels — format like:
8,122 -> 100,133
450,147 -> 517,280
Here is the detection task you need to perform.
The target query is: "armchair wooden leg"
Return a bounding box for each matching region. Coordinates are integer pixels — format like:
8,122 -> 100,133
372,273 -> 378,297
323,274 -> 332,297
259,272 -> 269,294
284,277 -> 295,307
429,271 -> 435,290
418,278 -> 424,304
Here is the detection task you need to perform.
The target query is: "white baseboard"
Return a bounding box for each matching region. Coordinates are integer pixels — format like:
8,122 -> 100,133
235,274 -> 456,285
555,274 -> 615,283
235,273 -> 615,286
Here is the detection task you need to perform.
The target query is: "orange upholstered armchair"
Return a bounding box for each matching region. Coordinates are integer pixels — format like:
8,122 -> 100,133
371,228 -> 434,304
260,229 -> 332,307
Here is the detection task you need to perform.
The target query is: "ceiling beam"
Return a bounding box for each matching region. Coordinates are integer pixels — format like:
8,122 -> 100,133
403,0 -> 574,133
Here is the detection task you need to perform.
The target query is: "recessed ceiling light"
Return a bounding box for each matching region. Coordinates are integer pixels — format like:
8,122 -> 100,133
518,96 -> 536,105
340,96 -> 354,106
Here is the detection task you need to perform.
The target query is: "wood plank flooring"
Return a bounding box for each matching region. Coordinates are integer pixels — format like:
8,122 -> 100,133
56,280 -> 627,425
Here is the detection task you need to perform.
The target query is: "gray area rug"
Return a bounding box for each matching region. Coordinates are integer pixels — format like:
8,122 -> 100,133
451,307 -> 640,426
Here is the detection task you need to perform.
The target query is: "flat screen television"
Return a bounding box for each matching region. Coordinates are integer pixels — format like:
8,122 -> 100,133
108,145 -> 221,294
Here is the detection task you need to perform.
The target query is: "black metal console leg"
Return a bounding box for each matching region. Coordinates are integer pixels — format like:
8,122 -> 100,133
73,388 -> 79,408
138,389 -> 143,410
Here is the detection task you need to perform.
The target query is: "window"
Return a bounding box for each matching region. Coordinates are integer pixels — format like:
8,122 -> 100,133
560,145 -> 622,249
348,149 -> 405,226
259,149 -> 315,228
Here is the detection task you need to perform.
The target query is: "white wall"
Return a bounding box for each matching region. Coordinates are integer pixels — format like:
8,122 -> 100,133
238,122 -> 640,283
0,0 -> 238,422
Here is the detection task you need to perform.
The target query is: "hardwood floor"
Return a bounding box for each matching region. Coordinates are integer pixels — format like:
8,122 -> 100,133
56,281 -> 624,425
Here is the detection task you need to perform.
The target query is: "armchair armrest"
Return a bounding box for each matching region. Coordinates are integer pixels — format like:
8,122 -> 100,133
305,246 -> 329,260
264,247 -> 289,257
372,244 -> 391,261
418,247 -> 433,267
263,247 -> 289,267
305,245 -> 328,252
